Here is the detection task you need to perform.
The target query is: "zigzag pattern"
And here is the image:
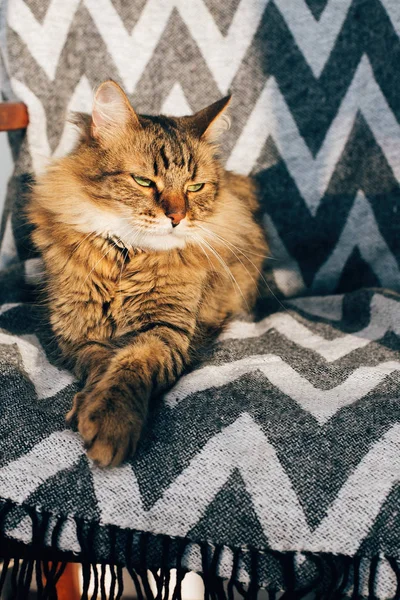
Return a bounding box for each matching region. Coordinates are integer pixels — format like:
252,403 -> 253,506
227,58 -> 400,215
221,293 -> 400,360
166,354 -> 400,423
0,288 -> 400,593
1,2 -> 400,595
1,0 -> 400,297
4,415 -> 400,557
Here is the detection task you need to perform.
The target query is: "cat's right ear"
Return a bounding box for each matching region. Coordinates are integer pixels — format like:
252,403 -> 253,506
91,80 -> 140,142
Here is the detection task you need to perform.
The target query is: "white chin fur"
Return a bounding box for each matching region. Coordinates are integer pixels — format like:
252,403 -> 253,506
70,204 -> 187,251
131,231 -> 186,251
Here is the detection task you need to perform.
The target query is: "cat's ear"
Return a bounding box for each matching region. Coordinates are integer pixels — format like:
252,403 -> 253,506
187,95 -> 231,142
92,80 -> 139,141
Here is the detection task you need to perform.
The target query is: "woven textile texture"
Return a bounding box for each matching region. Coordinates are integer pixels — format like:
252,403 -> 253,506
0,1 -> 400,598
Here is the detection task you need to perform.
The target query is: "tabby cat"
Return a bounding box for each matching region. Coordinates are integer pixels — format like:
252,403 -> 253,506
28,81 -> 267,467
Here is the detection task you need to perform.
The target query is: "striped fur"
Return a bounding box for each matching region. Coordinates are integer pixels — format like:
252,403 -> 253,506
27,82 -> 268,466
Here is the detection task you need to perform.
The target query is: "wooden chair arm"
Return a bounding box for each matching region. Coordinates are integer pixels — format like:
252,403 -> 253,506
0,102 -> 29,131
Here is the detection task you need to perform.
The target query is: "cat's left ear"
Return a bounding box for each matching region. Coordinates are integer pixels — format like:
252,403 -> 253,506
92,80 -> 140,141
187,95 -> 231,142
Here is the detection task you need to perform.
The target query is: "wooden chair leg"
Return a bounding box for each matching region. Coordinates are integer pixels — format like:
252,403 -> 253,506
43,562 -> 81,600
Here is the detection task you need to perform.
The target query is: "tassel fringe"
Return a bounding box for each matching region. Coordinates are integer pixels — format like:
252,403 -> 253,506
0,499 -> 399,599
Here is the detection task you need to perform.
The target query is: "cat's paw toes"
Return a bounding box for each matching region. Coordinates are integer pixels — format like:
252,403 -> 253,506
81,405 -> 142,467
86,436 -> 127,468
65,391 -> 86,425
66,388 -> 143,467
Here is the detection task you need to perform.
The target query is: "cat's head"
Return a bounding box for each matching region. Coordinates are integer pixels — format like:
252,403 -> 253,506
66,80 -> 231,251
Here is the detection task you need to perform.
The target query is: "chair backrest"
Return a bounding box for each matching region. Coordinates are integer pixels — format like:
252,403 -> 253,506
0,102 -> 28,131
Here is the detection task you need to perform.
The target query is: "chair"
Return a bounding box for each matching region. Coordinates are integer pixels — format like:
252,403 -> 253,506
0,103 -> 28,131
1,1 -> 400,598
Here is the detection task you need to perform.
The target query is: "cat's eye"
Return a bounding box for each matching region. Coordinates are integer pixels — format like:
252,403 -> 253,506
132,175 -> 153,187
187,183 -> 204,192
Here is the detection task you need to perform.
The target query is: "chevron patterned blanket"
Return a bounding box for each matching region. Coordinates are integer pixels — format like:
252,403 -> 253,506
1,0 -> 400,598
0,288 -> 400,599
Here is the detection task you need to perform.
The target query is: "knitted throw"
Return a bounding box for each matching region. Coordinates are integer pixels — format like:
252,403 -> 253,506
0,1 -> 400,598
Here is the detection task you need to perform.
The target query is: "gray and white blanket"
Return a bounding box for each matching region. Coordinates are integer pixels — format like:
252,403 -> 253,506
1,0 -> 400,598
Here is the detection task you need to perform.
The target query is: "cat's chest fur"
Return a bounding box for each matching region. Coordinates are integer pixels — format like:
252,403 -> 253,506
82,246 -> 205,338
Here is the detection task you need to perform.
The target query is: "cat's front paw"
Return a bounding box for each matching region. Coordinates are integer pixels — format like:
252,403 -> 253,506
66,384 -> 144,467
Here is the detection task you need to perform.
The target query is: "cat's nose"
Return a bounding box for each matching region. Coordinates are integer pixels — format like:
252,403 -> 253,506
167,212 -> 186,227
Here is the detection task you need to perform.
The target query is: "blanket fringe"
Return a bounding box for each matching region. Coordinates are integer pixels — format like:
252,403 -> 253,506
0,499 -> 399,599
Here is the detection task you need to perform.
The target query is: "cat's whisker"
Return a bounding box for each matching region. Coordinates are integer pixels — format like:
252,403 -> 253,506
117,254 -> 129,329
195,218 -> 277,260
197,223 -> 287,313
198,223 -> 262,270
197,225 -> 259,290
81,244 -> 118,288
199,236 -> 250,311
198,228 -> 269,310
195,234 -> 234,286
70,231 -> 96,257
195,217 -> 254,235
193,236 -> 213,270
191,235 -> 226,286
193,234 -> 217,272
